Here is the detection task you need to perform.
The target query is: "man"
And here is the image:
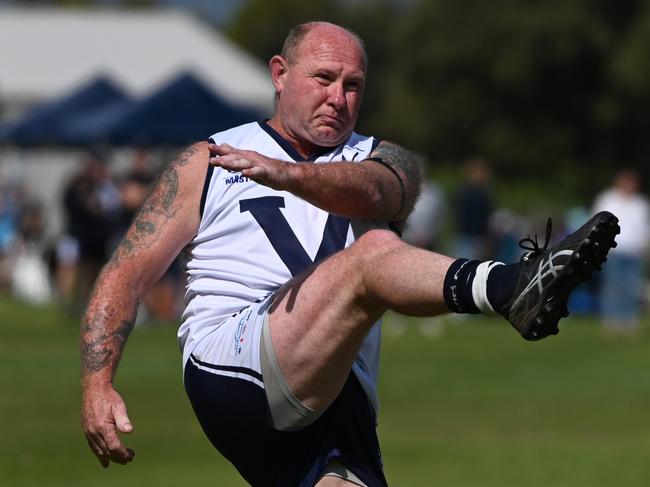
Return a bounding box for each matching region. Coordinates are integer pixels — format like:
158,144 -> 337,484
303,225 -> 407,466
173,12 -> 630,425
81,22 -> 619,486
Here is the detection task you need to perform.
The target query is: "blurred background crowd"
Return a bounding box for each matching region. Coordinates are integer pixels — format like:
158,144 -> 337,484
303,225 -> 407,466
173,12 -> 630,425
1,0 -> 649,336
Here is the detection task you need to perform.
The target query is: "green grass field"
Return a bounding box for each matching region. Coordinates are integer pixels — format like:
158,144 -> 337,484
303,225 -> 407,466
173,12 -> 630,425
2,296 -> 650,486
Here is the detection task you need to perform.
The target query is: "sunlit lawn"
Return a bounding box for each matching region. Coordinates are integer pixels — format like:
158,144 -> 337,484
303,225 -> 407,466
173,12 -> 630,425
1,297 -> 649,486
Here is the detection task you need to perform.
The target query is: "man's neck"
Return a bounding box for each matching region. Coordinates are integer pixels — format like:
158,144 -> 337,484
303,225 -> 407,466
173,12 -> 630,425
266,117 -> 322,160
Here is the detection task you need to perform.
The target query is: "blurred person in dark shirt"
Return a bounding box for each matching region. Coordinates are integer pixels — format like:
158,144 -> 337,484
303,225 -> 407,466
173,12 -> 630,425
58,154 -> 120,303
454,157 -> 494,260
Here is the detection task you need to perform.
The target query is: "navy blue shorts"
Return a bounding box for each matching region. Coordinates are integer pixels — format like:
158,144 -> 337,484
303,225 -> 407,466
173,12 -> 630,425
184,359 -> 388,486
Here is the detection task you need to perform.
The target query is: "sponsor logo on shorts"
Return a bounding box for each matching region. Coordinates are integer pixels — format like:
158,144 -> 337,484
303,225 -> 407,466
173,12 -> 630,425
233,309 -> 252,354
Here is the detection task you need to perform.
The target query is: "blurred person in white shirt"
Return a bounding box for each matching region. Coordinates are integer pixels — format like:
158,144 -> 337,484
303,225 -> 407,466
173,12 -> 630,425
593,169 -> 650,335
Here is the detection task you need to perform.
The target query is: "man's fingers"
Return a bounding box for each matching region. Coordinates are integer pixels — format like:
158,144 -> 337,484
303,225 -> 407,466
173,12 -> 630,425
210,154 -> 248,166
112,402 -> 133,434
124,448 -> 136,463
87,428 -> 135,467
241,166 -> 265,178
208,143 -> 236,156
210,155 -> 254,171
208,146 -> 278,186
85,434 -> 110,468
104,430 -> 132,464
110,447 -> 135,465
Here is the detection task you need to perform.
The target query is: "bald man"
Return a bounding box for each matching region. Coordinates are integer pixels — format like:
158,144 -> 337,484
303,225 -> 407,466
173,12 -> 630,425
81,22 -> 619,486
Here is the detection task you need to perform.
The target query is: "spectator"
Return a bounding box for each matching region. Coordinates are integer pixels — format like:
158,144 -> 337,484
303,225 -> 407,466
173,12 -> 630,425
57,154 -> 120,303
0,163 -> 33,295
593,169 -> 650,336
10,200 -> 51,304
489,208 -> 528,265
454,157 -> 494,260
402,159 -> 445,251
0,180 -> 20,292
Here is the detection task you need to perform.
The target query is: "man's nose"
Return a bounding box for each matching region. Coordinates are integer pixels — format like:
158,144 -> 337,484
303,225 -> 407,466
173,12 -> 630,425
327,82 -> 346,109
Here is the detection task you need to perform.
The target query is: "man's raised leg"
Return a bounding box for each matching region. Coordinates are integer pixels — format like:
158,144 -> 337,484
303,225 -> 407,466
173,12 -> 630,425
265,211 -> 620,420
266,228 -> 453,416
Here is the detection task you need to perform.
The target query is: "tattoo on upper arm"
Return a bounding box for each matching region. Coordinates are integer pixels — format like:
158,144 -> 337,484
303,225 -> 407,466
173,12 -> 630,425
370,141 -> 421,218
107,145 -> 198,268
371,142 -> 419,189
81,319 -> 134,375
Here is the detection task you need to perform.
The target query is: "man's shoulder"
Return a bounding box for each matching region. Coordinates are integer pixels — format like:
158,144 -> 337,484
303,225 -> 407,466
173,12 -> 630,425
208,121 -> 262,144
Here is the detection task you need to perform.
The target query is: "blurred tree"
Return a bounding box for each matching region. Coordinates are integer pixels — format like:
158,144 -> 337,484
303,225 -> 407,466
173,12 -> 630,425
608,1 -> 650,169
228,0 -> 650,203
406,0 -> 650,198
228,0 -> 345,64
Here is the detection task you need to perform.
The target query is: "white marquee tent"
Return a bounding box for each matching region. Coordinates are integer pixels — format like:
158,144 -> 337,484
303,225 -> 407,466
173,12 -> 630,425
0,7 -> 273,119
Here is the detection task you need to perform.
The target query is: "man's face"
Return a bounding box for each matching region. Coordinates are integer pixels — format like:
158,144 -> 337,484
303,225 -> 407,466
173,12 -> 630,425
273,28 -> 366,151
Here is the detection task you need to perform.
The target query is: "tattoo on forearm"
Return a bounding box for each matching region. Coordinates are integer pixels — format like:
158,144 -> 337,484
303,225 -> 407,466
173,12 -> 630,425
107,144 -> 197,268
81,319 -> 134,375
135,219 -> 155,235
159,169 -> 179,211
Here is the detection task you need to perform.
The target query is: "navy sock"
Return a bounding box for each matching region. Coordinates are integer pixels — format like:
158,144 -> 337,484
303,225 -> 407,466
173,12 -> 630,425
486,262 -> 520,315
443,259 -> 521,316
443,259 -> 481,314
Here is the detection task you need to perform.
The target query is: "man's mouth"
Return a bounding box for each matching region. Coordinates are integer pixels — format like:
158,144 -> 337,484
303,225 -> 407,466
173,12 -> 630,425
319,114 -> 343,126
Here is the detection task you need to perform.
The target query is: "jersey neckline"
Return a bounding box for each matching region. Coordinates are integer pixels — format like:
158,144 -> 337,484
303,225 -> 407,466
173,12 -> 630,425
258,120 -> 336,162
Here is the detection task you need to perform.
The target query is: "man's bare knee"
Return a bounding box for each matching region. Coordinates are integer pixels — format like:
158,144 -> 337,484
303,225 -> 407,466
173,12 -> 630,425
348,229 -> 403,297
349,228 -> 402,264
355,228 -> 401,246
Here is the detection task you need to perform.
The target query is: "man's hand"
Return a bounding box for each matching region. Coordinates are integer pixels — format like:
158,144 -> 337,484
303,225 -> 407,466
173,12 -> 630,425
208,143 -> 295,191
81,385 -> 135,468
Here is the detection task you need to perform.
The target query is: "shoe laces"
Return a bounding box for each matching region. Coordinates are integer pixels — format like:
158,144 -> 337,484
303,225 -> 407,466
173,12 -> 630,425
519,218 -> 552,258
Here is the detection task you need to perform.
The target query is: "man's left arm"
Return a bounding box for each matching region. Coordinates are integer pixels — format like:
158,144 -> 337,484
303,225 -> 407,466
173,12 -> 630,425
209,140 -> 420,224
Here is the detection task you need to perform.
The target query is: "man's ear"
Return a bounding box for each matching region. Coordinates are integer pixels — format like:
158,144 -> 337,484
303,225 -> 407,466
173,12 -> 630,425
269,55 -> 289,96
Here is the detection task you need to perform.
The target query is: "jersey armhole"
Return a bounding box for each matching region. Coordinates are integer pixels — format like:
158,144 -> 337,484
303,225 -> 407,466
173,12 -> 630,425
200,138 -> 216,218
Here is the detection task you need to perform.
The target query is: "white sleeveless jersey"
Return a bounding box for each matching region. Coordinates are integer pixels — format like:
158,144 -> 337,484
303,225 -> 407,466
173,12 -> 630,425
178,121 -> 383,412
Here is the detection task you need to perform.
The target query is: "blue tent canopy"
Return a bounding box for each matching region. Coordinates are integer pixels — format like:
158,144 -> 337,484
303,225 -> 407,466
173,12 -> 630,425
0,76 -> 131,146
67,71 -> 263,146
57,97 -> 132,146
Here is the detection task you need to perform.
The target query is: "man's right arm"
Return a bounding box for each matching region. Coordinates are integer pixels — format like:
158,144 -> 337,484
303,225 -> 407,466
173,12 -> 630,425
80,142 -> 209,467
